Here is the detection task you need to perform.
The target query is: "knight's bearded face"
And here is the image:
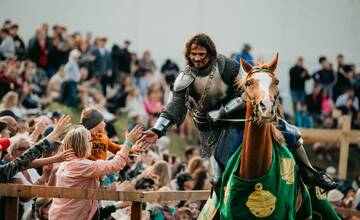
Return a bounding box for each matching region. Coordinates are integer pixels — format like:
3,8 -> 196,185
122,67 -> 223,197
189,44 -> 210,69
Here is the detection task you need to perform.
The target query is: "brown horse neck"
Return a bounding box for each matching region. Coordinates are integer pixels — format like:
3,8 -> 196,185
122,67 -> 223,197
239,101 -> 273,179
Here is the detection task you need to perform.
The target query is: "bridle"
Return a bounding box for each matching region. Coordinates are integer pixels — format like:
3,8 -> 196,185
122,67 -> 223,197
217,68 -> 279,123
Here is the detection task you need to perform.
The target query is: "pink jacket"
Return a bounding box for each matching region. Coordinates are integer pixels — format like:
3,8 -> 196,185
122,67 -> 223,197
322,98 -> 334,115
48,152 -> 127,220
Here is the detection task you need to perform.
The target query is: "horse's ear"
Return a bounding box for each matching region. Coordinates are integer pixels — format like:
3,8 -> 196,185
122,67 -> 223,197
240,57 -> 252,73
268,53 -> 279,72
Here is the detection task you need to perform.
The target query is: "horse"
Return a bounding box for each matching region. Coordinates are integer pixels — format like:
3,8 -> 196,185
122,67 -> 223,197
198,54 -> 340,220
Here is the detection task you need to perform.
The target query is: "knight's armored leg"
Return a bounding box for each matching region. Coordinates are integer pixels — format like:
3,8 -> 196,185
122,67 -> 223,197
277,119 -> 338,191
209,155 -> 223,197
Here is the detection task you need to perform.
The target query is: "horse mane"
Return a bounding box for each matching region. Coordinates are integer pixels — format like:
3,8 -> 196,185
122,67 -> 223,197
235,62 -> 286,146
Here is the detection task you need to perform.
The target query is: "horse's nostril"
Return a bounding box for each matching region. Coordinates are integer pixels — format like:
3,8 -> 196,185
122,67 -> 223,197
259,101 -> 266,110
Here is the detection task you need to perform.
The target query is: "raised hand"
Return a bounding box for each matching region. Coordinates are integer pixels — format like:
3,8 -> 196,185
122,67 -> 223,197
130,141 -> 152,155
30,119 -> 47,142
140,130 -> 159,145
47,115 -> 72,142
125,125 -> 143,144
34,120 -> 46,131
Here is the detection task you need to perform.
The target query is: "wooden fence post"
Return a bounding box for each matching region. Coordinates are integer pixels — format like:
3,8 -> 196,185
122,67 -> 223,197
131,201 -> 142,220
4,197 -> 19,220
338,115 -> 351,180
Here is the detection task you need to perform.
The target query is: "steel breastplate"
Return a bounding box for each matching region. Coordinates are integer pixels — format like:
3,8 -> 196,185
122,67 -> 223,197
191,63 -> 228,111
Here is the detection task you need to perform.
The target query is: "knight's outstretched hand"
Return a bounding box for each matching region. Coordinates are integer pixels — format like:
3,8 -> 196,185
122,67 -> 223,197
130,140 -> 152,154
140,129 -> 159,144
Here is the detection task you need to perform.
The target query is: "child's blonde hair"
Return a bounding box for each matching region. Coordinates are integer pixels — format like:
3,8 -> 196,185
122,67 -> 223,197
187,156 -> 204,175
62,126 -> 92,158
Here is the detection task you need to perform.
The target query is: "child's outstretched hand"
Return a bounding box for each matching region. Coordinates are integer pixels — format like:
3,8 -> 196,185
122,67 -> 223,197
125,125 -> 143,144
130,141 -> 152,155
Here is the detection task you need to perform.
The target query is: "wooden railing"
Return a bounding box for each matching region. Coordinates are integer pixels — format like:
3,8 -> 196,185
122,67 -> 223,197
300,115 -> 360,179
1,184 -> 359,219
0,184 -> 209,220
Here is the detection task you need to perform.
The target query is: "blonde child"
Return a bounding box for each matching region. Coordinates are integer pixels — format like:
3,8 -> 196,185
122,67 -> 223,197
49,125 -> 144,220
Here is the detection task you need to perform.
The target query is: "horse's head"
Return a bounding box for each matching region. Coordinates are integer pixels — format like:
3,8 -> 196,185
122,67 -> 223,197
238,54 -> 280,123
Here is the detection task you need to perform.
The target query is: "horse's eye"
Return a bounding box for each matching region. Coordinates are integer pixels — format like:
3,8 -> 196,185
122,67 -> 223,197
274,79 -> 279,85
245,80 -> 252,87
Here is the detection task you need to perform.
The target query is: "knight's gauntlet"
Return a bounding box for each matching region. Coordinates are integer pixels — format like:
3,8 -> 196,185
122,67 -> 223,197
208,97 -> 246,122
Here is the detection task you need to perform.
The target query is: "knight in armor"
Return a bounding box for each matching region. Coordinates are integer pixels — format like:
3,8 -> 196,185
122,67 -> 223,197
142,33 -> 337,193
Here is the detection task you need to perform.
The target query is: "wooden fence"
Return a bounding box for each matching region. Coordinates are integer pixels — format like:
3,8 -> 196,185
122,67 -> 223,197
0,184 -> 359,219
0,184 -> 209,220
300,115 -> 360,179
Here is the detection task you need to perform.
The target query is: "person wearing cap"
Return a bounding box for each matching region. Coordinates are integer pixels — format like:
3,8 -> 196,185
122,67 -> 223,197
80,108 -> 145,161
10,24 -> 26,60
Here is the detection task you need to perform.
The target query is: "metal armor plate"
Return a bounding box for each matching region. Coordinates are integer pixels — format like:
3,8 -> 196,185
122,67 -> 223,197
173,71 -> 196,92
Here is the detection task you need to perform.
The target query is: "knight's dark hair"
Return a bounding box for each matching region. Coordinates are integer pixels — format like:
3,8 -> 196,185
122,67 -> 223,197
185,33 -> 217,66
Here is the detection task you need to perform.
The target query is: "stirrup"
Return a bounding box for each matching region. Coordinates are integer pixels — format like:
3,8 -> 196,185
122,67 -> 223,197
298,161 -> 338,192
316,170 -> 338,194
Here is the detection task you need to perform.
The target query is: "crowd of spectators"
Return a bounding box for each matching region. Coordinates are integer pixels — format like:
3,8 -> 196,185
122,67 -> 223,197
289,54 -> 360,219
0,19 -> 359,219
289,55 -> 360,160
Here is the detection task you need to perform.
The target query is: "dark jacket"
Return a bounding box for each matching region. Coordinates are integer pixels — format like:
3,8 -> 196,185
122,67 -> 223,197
13,35 -> 26,60
289,65 -> 310,90
92,48 -> 111,77
313,68 -> 335,85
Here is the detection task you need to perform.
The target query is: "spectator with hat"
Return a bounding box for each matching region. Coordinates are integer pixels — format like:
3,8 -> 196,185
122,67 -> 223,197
80,108 -> 146,162
10,23 -> 26,60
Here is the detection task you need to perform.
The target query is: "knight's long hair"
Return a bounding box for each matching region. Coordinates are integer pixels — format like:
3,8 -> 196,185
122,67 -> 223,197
184,33 -> 217,67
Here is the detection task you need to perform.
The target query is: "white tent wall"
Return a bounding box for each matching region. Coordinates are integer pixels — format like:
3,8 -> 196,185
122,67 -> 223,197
1,0 -> 360,113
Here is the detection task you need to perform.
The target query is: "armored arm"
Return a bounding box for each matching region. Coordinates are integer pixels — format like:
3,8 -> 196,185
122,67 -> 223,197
208,56 -> 244,121
208,97 -> 246,121
276,119 -> 303,149
151,72 -> 194,137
